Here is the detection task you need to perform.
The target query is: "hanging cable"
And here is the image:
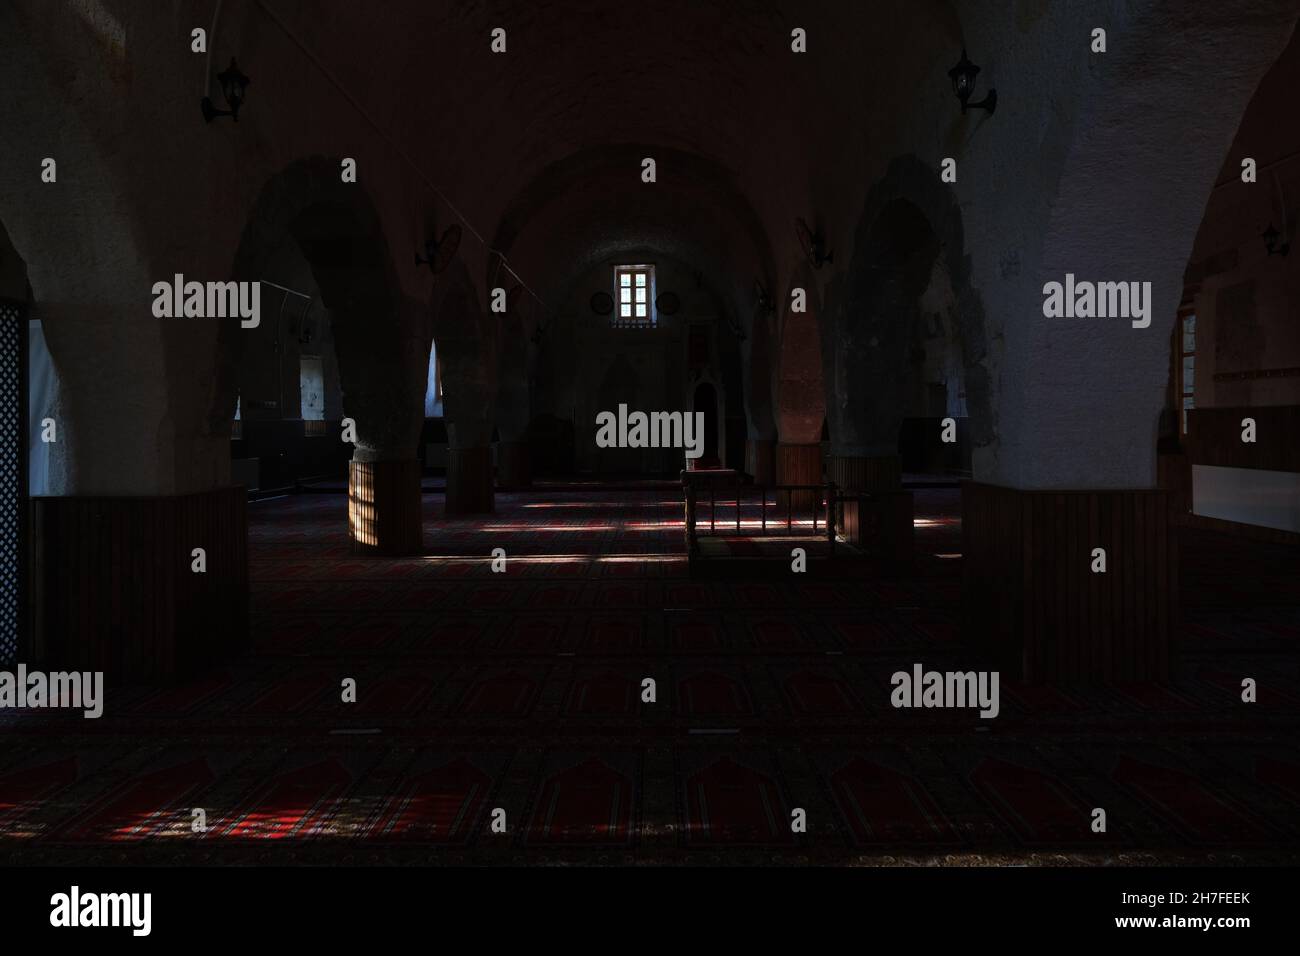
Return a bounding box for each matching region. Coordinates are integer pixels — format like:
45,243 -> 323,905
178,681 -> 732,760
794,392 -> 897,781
202,0 -> 223,97
251,0 -> 552,322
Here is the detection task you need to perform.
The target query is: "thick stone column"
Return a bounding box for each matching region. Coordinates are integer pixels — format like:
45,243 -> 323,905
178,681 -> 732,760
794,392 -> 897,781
494,310 -> 532,490
348,459 -> 422,554
444,420 -> 495,515
448,446 -> 495,513
330,290 -> 428,554
434,266 -> 498,516
497,440 -> 531,489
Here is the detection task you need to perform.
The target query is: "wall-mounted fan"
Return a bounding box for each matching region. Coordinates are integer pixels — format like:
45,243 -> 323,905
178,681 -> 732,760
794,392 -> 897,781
415,223 -> 462,274
590,291 -> 614,315
795,217 -> 833,269
656,291 -> 681,315
724,308 -> 747,342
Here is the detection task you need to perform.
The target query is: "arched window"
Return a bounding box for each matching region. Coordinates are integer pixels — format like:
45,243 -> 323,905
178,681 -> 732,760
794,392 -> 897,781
425,338 -> 444,417
299,356 -> 325,421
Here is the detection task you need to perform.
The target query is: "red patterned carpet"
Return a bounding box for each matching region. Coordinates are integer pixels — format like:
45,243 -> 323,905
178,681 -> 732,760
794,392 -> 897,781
3,487 -> 1300,864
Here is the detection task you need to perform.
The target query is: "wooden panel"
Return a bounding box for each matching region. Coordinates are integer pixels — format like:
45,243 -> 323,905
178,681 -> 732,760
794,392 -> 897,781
349,459 -> 423,554
841,491 -> 913,565
446,446 -> 495,515
775,442 -> 821,510
826,455 -> 901,492
1185,405 -> 1300,472
31,487 -> 248,684
962,482 -> 1175,684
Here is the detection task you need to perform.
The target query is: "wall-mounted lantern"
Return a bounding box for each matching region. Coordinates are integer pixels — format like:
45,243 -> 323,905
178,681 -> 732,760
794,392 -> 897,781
948,48 -> 996,116
201,58 -> 250,123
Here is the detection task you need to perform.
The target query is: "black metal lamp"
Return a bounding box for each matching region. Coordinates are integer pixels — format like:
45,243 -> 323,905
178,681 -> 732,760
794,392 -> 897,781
202,58 -> 250,123
948,48 -> 996,115
1263,223 -> 1290,257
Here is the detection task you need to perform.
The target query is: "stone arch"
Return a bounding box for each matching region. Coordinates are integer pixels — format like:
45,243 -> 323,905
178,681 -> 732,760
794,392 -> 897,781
827,154 -> 992,490
996,0 -> 1298,490
228,156 -> 424,552
227,156 -> 421,461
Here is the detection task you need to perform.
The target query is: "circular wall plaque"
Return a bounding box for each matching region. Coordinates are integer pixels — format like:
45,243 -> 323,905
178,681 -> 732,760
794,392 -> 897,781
590,291 -> 614,315
656,291 -> 681,315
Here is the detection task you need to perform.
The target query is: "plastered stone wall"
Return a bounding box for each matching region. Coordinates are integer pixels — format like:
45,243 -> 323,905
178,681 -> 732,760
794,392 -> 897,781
2,0 -> 1296,495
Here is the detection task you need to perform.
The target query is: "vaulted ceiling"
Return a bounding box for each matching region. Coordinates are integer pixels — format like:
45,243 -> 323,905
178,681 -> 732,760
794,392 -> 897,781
243,0 -> 965,316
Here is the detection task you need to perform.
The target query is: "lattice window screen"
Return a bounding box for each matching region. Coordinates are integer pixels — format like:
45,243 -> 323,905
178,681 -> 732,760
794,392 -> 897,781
0,298 -> 25,665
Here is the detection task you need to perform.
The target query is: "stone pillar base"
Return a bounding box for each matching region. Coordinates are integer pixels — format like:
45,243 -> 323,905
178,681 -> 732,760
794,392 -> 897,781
497,440 -> 532,489
775,442 -> 822,510
745,438 -> 776,484
30,486 -> 249,683
447,446 -> 495,515
349,460 -> 423,555
963,482 -> 1176,683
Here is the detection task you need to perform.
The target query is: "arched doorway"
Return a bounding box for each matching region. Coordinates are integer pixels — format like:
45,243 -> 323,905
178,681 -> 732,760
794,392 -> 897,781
229,157 -> 423,553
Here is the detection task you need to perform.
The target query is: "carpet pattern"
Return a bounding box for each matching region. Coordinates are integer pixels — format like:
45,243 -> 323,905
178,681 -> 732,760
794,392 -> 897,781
2,487 -> 1299,864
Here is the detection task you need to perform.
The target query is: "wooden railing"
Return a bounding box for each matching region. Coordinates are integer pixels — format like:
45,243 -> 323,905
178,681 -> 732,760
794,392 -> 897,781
681,469 -> 837,558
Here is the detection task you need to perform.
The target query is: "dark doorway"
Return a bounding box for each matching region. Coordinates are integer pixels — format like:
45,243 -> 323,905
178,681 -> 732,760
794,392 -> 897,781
692,381 -> 720,468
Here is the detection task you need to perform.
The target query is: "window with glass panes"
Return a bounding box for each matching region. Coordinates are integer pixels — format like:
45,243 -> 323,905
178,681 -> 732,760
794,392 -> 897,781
614,265 -> 655,327
1178,310 -> 1196,434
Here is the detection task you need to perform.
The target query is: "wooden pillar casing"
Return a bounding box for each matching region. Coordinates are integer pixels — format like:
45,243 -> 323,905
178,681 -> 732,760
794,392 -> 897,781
775,442 -> 822,510
348,459 -> 423,555
828,454 -> 909,554
446,446 -> 495,515
30,486 -> 249,683
962,482 -> 1176,684
827,454 -> 902,492
841,491 -> 914,565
